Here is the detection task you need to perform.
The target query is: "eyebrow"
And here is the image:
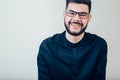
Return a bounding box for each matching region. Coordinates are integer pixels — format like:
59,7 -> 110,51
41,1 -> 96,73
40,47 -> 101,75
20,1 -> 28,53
68,10 -> 89,14
69,10 -> 77,12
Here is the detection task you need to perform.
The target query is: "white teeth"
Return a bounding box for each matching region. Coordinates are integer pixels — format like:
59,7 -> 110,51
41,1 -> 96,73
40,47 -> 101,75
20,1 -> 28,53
71,23 -> 80,27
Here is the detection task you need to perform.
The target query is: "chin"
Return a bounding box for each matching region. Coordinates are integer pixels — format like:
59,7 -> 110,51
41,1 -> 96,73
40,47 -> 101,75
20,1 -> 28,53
70,30 -> 81,33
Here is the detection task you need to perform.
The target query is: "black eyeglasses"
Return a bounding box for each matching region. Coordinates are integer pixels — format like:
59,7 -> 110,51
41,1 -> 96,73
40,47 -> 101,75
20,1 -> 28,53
66,10 -> 90,19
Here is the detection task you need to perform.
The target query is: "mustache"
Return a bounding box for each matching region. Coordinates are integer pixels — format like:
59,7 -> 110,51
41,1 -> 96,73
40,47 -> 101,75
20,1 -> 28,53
70,21 -> 83,26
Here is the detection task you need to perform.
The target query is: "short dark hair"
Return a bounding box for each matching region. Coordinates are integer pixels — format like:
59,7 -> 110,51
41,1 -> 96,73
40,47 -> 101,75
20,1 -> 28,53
66,0 -> 92,13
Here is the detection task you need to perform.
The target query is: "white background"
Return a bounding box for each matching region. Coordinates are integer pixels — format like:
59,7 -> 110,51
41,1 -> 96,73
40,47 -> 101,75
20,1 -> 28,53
0,0 -> 120,80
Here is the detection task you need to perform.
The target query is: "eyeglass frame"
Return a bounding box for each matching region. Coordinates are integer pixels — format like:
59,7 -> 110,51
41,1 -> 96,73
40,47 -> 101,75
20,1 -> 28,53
65,10 -> 90,19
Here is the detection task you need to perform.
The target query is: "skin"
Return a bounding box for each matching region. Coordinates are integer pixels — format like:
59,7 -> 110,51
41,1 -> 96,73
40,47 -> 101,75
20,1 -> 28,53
63,2 -> 92,43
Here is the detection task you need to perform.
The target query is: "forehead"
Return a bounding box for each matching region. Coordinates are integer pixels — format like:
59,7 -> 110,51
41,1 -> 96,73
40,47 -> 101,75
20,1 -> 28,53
67,2 -> 89,12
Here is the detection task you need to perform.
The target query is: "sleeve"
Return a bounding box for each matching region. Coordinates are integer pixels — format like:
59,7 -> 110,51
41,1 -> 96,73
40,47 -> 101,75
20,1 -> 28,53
37,41 -> 53,80
93,41 -> 108,80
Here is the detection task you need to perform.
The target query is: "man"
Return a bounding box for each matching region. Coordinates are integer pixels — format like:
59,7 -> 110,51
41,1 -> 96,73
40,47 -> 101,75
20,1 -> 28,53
37,0 -> 108,80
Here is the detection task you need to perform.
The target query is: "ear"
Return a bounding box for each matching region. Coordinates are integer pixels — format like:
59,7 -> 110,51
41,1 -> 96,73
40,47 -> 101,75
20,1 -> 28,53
63,10 -> 66,18
88,14 -> 92,22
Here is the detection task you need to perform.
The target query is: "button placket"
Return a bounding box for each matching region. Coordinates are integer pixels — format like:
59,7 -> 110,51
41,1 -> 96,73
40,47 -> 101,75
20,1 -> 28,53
72,47 -> 79,80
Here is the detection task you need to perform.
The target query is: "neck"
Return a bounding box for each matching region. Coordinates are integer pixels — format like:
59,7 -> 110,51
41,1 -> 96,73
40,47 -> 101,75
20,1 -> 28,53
65,31 -> 85,44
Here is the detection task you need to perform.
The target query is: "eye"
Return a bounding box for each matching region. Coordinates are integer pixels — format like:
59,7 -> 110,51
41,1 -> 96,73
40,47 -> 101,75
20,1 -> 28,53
69,11 -> 75,15
80,12 -> 88,16
66,11 -> 76,17
79,12 -> 89,19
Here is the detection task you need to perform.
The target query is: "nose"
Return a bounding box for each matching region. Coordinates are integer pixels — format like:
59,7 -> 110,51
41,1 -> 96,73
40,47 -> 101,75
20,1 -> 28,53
73,14 -> 80,21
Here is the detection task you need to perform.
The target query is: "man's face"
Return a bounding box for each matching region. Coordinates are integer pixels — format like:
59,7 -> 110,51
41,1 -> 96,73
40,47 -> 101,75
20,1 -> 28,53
64,2 -> 91,36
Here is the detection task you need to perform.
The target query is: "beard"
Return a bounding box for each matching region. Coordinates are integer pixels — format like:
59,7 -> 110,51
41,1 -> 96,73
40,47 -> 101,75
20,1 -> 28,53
64,21 -> 87,36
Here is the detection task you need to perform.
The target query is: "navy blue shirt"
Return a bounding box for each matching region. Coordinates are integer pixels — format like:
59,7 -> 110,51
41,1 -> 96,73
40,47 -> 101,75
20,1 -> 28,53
37,31 -> 108,80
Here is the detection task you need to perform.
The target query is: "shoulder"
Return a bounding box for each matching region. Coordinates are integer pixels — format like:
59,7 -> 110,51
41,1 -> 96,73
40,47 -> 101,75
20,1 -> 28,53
86,32 -> 107,47
40,32 -> 63,47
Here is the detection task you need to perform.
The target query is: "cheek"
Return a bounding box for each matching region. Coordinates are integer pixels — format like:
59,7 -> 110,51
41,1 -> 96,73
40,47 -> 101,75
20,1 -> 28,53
82,19 -> 87,23
82,19 -> 88,26
65,17 -> 72,25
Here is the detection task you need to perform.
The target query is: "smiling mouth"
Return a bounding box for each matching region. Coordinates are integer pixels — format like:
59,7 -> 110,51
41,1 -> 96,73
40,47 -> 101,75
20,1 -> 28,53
71,22 -> 83,27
